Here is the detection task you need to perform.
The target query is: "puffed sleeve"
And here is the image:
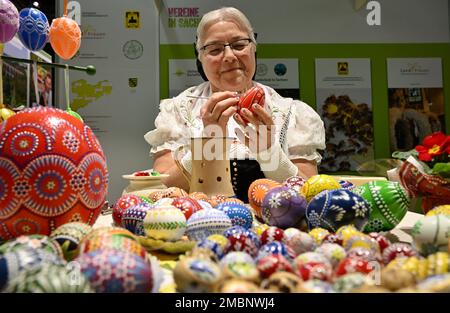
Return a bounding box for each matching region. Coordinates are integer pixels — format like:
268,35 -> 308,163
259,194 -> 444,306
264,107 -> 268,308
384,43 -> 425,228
144,98 -> 188,156
286,100 -> 326,163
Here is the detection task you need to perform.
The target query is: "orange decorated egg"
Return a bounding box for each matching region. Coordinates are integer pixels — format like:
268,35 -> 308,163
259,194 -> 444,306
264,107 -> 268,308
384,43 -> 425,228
49,16 -> 81,60
0,107 -> 108,241
248,178 -> 281,218
237,86 -> 265,124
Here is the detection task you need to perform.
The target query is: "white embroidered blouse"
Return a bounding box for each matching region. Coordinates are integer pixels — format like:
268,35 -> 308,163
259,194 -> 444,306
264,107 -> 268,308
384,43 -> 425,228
144,82 -> 326,163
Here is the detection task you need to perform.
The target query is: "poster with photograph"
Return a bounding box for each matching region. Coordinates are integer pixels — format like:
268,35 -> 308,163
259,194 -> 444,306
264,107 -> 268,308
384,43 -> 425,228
387,58 -> 445,153
2,37 -> 29,109
315,58 -> 373,172
29,51 -> 53,107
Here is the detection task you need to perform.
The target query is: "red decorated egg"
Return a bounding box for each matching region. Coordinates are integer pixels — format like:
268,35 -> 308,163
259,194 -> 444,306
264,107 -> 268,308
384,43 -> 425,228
237,86 -> 265,124
368,232 -> 391,253
0,108 -> 108,240
297,261 -> 333,281
112,194 -> 142,226
334,256 -> 373,277
172,196 -> 203,220
257,254 -> 294,279
382,242 -> 418,264
260,226 -> 287,245
224,233 -> 259,257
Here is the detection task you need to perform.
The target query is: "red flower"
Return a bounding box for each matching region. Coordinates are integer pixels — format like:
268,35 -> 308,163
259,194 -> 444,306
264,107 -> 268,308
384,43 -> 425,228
415,132 -> 450,162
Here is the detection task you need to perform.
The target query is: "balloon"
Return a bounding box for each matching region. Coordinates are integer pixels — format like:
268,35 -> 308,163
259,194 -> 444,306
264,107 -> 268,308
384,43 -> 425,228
0,0 -> 19,43
0,107 -> 109,241
18,7 -> 49,51
49,16 -> 81,60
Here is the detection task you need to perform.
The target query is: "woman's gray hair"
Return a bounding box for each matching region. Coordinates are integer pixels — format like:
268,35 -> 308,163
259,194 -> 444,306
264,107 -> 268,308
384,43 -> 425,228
196,7 -> 256,52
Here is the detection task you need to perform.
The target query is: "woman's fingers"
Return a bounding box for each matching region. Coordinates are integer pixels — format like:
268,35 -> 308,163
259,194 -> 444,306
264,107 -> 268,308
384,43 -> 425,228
252,103 -> 274,126
218,105 -> 238,125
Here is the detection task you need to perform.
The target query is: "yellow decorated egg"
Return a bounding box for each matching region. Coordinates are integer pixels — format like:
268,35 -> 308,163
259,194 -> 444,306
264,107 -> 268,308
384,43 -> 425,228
301,175 -> 341,202
426,205 -> 450,217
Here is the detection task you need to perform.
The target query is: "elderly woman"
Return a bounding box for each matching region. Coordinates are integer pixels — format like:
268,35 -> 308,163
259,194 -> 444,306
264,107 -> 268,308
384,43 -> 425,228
145,7 -> 325,201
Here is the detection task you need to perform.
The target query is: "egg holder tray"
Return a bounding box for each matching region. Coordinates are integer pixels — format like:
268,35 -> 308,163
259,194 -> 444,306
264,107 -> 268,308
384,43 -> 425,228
137,235 -> 195,256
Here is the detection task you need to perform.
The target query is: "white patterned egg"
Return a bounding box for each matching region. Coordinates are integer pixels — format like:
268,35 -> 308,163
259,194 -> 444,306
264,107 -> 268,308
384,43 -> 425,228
186,209 -> 232,242
143,205 -> 187,241
411,215 -> 450,255
315,243 -> 346,267
284,228 -> 317,255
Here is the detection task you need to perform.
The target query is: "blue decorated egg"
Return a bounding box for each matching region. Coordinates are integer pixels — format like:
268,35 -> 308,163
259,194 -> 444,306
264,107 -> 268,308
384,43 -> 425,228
76,248 -> 153,293
195,238 -> 224,260
256,241 -> 296,262
0,247 -> 65,290
121,202 -> 152,236
306,189 -> 370,232
352,181 -> 410,232
216,202 -> 253,229
173,256 -> 223,292
261,186 -> 307,228
18,8 -> 49,51
186,208 -> 232,242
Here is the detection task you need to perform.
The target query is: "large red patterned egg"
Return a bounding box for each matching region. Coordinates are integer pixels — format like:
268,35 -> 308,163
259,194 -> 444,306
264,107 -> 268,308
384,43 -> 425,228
237,86 -> 265,124
0,108 -> 108,240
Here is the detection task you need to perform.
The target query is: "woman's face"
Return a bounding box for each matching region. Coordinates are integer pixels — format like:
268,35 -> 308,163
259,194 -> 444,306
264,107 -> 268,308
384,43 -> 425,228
199,21 -> 255,93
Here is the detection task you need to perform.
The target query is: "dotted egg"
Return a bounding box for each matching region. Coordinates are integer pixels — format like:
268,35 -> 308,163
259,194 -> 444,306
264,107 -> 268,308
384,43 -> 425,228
143,205 -> 187,241
301,174 -> 341,202
186,208 -> 232,242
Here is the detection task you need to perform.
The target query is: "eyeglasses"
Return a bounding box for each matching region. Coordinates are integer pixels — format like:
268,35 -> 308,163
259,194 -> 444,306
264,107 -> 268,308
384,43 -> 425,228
200,38 -> 253,57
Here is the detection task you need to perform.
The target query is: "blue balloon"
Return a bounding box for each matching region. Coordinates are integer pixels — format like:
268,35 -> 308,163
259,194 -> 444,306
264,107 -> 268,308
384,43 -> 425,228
18,7 -> 49,51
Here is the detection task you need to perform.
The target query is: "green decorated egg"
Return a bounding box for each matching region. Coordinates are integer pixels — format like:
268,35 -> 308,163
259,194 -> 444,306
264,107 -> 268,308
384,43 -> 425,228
4,263 -> 93,293
0,234 -> 64,258
353,181 -> 410,232
50,222 -> 92,261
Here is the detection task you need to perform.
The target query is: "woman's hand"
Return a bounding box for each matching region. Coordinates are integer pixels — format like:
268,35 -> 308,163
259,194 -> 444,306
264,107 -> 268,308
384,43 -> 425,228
200,91 -> 239,137
234,103 -> 275,153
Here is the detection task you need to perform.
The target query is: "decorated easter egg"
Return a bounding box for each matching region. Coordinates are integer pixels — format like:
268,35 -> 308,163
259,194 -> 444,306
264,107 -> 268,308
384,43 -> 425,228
121,202 -> 152,236
284,228 -> 317,255
301,174 -> 341,202
186,208 -> 232,241
333,273 -> 367,293
189,191 -> 208,202
153,197 -> 173,207
82,226 -> 135,242
308,228 -> 330,245
4,263 -> 93,293
197,200 -> 213,210
382,242 -> 418,264
0,247 -> 65,290
306,189 -> 370,232
77,234 -> 146,259
49,16 -> 81,60
195,238 -> 224,260
0,0 -> 19,43
411,214 -> 450,255
315,243 -> 346,267
322,233 -> 343,246
283,176 -> 306,193
297,261 -> 333,282
224,232 -> 259,257
223,226 -> 261,249
261,186 -> 308,228
172,196 -> 203,220
112,194 -> 143,226
368,232 -> 391,253
338,180 -> 355,190
261,271 -> 302,293
257,241 -> 296,262
295,251 -> 331,266
18,8 -> 49,51
0,107 -> 108,240
260,226 -> 286,245
353,181 -> 410,232
347,247 -> 382,263
224,197 -> 245,205
77,248 -> 153,293
220,251 -> 259,281
248,178 -> 281,218
237,85 -> 265,124
143,205 -> 187,241
257,254 -> 294,279
0,234 -> 63,257
50,222 -> 92,260
173,256 -> 223,292
216,202 -> 253,229
334,256 -> 373,277
207,194 -> 228,207
207,234 -> 228,250
426,205 -> 450,217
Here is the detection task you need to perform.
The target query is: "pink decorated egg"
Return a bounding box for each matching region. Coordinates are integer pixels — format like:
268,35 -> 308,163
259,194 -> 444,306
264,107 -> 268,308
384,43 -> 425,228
0,108 -> 108,240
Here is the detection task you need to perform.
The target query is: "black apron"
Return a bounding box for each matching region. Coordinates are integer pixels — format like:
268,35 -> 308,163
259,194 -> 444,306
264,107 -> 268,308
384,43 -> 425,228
230,159 -> 266,203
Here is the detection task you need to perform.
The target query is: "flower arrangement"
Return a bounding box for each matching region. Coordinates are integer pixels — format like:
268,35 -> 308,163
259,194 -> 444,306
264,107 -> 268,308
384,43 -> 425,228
393,131 -> 450,181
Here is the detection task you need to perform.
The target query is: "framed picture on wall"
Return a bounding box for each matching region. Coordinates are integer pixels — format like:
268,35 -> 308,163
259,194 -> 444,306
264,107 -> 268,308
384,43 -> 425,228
408,88 -> 422,104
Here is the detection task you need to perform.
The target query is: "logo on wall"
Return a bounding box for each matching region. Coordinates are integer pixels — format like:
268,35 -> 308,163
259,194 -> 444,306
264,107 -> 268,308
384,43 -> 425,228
338,62 -> 349,75
123,40 -> 143,60
128,78 -> 138,88
256,63 -> 268,76
274,63 -> 287,76
125,11 -> 140,29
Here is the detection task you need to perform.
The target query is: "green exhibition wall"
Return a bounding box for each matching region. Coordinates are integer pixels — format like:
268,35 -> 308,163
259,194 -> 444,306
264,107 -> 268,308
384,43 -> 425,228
159,43 -> 450,161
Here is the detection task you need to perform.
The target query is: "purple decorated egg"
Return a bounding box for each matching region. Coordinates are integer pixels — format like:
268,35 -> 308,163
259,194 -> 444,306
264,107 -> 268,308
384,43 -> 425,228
76,248 -> 153,293
257,241 -> 296,262
261,186 -> 308,228
0,0 -> 19,43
